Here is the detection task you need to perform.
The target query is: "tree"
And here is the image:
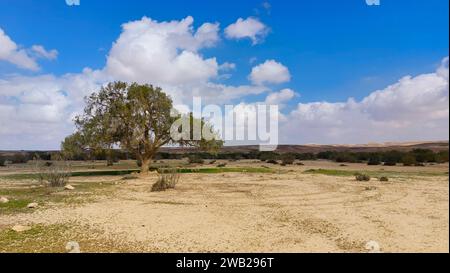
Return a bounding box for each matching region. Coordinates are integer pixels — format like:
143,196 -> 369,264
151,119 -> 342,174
61,132 -> 87,160
401,154 -> 417,166
67,82 -> 222,175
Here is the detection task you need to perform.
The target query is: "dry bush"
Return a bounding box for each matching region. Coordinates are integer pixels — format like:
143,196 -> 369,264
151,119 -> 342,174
33,155 -> 71,187
151,168 -> 180,192
355,173 -> 371,182
379,176 -> 389,182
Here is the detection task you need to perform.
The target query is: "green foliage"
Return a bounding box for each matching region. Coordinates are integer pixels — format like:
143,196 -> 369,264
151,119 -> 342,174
70,82 -> 222,174
367,155 -> 381,165
401,154 -> 417,166
61,132 -> 87,160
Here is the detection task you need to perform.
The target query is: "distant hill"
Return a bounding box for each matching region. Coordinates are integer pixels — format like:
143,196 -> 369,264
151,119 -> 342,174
1,141 -> 448,156
159,140 -> 449,154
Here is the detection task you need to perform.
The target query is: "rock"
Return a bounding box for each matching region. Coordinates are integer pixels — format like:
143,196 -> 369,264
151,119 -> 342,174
365,240 -> 382,253
65,241 -> 81,253
64,185 -> 75,190
0,196 -> 9,204
11,225 -> 32,232
27,202 -> 39,209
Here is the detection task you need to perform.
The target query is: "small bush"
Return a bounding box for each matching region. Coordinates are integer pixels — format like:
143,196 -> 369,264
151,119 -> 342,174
209,160 -> 217,164
296,162 -> 305,166
151,168 -> 180,192
281,153 -> 295,165
34,157 -> 71,187
0,157 -> 5,167
355,173 -> 371,181
188,155 -> 204,164
217,163 -> 227,168
367,158 -> 381,165
267,160 -> 278,165
379,176 -> 389,182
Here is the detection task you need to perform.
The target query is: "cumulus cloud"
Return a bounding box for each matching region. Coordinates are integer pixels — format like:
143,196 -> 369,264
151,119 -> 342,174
265,88 -> 296,107
224,17 -> 269,45
0,69 -> 107,149
105,16 -> 220,85
0,16 -> 271,149
281,57 -> 449,144
249,59 -> 291,85
0,28 -> 39,71
31,45 -> 58,60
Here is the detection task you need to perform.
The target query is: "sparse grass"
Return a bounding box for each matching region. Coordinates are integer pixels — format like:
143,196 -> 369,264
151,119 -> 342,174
1,167 -> 274,181
303,168 -> 448,178
0,182 -> 116,214
0,223 -> 144,253
175,167 -> 274,174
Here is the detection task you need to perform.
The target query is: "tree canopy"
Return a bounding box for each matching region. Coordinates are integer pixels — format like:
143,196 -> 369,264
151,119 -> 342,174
62,82 -> 223,174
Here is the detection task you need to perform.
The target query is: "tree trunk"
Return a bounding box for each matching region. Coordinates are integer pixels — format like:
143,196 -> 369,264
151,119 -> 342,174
140,157 -> 151,176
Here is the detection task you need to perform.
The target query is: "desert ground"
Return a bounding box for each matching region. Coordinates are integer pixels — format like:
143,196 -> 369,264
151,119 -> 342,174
0,159 -> 448,253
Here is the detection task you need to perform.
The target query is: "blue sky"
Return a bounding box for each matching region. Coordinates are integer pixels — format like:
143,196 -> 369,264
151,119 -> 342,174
0,0 -> 448,149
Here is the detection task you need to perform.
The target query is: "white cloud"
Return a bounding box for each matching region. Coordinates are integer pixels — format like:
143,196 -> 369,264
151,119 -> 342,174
265,88 -> 296,106
0,28 -> 39,71
219,62 -> 236,71
249,59 -> 291,85
281,57 -> 449,144
0,17 -> 271,149
224,17 -> 269,45
31,45 -> 58,60
105,16 -> 220,85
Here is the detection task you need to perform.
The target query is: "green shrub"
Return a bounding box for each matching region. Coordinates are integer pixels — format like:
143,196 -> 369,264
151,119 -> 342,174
367,157 -> 381,165
379,176 -> 389,182
267,159 -> 278,165
0,157 -> 5,167
217,163 -> 227,168
401,154 -> 416,166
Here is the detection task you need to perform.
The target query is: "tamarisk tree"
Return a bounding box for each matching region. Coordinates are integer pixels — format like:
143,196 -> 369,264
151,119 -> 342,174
62,82 -> 222,175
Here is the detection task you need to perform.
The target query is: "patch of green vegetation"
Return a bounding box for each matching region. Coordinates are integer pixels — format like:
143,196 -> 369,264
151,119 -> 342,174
0,169 -> 141,180
0,224 -> 70,253
173,167 -> 274,174
0,222 -> 152,253
0,199 -> 31,213
1,167 -> 273,181
303,168 -> 448,178
0,182 -> 116,214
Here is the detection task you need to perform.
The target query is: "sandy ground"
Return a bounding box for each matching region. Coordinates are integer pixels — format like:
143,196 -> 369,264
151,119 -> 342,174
0,161 -> 448,253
